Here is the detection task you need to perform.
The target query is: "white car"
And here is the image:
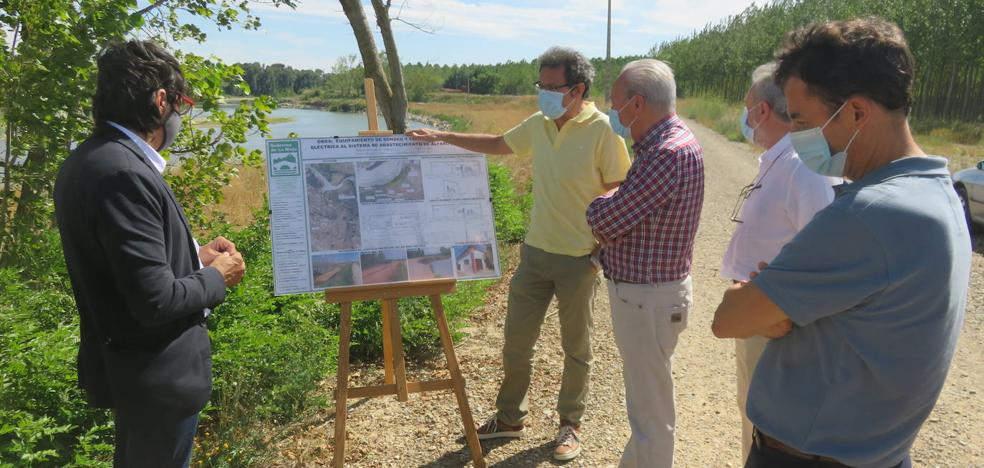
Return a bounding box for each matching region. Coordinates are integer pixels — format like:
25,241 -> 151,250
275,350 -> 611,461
953,160 -> 984,232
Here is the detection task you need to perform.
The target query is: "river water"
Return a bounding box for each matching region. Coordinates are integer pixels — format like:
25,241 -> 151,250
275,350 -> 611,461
0,105 -> 430,162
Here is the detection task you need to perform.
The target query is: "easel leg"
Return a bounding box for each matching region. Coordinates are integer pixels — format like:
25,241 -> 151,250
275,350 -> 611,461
333,302 -> 353,468
430,295 -> 486,468
386,299 -> 410,402
381,300 -> 395,385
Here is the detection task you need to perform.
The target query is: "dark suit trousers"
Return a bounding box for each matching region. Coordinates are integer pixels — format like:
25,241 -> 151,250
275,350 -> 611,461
113,408 -> 199,468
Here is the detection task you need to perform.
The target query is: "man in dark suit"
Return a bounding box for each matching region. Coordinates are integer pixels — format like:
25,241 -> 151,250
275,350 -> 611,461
54,40 -> 245,467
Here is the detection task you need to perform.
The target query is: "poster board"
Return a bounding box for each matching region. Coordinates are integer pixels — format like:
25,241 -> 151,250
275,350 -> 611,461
266,135 -> 501,296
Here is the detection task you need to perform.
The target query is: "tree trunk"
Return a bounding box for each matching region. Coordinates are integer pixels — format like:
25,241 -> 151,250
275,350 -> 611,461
370,0 -> 407,133
338,0 -> 400,132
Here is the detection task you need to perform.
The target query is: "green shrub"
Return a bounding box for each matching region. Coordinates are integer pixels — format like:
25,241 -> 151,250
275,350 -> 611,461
911,118 -> 984,146
678,96 -> 744,142
0,267 -> 114,467
0,155 -> 529,466
488,162 -> 529,244
197,208 -> 337,466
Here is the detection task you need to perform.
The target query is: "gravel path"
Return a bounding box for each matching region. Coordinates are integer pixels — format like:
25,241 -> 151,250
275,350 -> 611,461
271,119 -> 983,467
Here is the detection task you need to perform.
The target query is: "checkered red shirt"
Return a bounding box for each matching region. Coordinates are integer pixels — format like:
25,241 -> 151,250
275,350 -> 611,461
586,114 -> 704,284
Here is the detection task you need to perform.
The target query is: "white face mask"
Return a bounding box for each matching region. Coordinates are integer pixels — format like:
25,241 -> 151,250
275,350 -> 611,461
538,88 -> 573,119
789,101 -> 860,177
740,102 -> 763,144
607,96 -> 637,140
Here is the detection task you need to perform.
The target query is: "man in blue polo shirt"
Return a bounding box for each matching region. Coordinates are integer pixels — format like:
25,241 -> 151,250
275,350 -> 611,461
711,18 -> 970,468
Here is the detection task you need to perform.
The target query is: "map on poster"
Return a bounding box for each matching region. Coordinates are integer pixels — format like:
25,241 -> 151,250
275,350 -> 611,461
266,135 -> 501,295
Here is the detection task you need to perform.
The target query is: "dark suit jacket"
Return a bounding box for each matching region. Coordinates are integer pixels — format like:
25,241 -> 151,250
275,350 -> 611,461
54,126 -> 227,421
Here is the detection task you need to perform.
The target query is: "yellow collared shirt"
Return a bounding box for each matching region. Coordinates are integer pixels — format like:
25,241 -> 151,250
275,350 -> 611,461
504,102 -> 631,256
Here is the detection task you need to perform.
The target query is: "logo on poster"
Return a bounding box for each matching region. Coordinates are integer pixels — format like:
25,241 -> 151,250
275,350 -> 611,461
269,141 -> 301,176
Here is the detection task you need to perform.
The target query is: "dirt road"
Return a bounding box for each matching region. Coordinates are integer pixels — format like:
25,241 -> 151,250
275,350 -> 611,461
272,118 -> 983,467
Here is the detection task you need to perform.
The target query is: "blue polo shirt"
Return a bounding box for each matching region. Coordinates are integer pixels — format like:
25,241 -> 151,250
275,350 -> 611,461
748,156 -> 971,468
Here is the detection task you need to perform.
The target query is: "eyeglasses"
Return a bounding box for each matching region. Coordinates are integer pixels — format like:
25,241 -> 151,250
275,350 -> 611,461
731,152 -> 783,223
730,182 -> 762,223
534,80 -> 574,92
169,91 -> 196,115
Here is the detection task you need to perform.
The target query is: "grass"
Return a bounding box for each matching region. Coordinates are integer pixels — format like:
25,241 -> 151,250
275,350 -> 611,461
677,96 -> 984,172
216,163 -> 268,226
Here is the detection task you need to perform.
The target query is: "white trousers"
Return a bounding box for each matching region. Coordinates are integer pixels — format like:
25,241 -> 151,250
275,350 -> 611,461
608,276 -> 692,468
736,334 -> 768,461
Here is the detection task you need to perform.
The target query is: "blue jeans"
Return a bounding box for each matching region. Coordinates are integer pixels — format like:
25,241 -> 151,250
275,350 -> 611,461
113,409 -> 199,468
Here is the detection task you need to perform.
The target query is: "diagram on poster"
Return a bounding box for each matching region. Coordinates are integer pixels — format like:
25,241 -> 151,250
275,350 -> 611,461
267,136 -> 501,295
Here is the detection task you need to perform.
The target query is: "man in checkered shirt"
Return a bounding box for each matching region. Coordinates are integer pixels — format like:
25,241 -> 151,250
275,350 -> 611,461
586,59 -> 704,468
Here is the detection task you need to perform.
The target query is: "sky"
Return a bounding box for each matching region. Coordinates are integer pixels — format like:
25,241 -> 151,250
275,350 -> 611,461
175,0 -> 759,70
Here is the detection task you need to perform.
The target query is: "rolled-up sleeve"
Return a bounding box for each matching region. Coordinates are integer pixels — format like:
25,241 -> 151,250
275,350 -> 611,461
586,149 -> 679,239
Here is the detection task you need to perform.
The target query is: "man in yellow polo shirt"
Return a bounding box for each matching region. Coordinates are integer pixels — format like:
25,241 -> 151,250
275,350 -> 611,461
407,46 -> 630,461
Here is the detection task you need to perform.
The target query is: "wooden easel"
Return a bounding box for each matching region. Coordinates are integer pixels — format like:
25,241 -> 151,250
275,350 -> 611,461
328,80 -> 486,467
358,78 -> 395,137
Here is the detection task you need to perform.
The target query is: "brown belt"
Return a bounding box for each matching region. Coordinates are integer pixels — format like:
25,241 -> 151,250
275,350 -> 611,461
754,428 -> 846,465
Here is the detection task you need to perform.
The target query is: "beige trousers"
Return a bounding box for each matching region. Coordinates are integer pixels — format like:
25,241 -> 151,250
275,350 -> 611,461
736,335 -> 769,461
608,276 -> 692,468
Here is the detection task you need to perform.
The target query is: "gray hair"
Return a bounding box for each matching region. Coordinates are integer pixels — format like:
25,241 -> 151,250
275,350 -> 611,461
620,59 -> 676,114
538,46 -> 595,98
750,62 -> 789,122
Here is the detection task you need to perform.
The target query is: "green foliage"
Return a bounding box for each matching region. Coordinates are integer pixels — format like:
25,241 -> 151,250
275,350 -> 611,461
223,62 -> 327,97
298,55 -> 644,109
651,0 -> 984,121
166,57 -> 277,232
0,0 -> 294,266
678,97 -> 744,142
488,162 -> 530,243
403,66 -> 444,102
910,119 -> 984,146
196,208 -> 337,466
0,264 -> 114,466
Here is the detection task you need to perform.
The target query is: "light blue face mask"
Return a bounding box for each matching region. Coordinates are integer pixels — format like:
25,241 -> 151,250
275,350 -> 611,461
789,101 -> 860,177
740,103 -> 762,144
607,97 -> 637,140
538,88 -> 572,119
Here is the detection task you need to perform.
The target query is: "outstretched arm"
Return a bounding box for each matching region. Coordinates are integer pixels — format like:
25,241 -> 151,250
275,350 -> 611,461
406,128 -> 512,155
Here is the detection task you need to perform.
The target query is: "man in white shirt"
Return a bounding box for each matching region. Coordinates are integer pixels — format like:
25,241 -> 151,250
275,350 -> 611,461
720,62 -> 835,461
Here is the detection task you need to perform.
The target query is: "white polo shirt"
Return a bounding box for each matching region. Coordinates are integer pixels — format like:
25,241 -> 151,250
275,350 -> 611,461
720,134 -> 835,281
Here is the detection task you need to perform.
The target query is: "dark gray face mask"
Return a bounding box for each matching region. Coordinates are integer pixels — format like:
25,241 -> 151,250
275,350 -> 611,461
158,110 -> 182,152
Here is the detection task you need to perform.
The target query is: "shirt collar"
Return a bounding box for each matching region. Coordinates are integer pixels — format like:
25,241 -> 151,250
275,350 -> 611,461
632,113 -> 680,153
834,156 -> 950,197
569,101 -> 599,124
107,121 -> 167,175
760,133 -> 793,164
